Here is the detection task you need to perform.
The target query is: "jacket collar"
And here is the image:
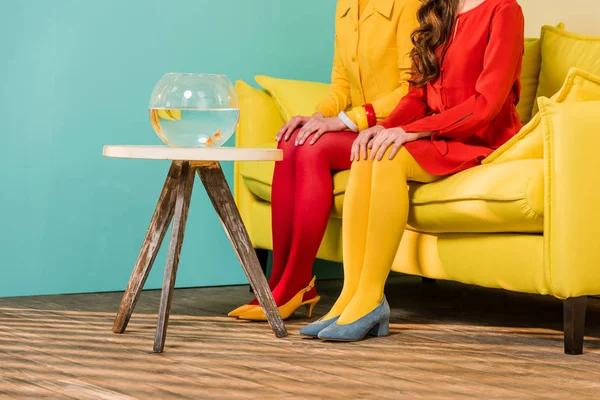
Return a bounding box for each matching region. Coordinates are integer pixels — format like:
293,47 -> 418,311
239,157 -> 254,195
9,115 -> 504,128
339,0 -> 394,19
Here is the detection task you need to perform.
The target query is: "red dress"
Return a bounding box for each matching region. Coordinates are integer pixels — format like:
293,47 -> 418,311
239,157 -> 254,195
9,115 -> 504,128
380,0 -> 525,176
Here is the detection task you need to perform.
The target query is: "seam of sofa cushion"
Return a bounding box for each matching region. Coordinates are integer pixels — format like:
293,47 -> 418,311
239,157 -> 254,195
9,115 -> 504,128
523,199 -> 544,220
526,174 -> 545,218
412,201 -> 544,222
241,173 -> 348,197
242,175 -> 346,203
244,175 -> 540,212
411,194 -> 527,205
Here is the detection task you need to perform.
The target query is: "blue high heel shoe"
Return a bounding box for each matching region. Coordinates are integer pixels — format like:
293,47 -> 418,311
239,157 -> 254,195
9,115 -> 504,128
317,297 -> 390,342
299,316 -> 339,338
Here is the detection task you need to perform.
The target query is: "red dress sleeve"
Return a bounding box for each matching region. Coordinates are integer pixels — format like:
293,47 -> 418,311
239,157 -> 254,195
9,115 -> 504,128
387,2 -> 524,140
378,85 -> 429,128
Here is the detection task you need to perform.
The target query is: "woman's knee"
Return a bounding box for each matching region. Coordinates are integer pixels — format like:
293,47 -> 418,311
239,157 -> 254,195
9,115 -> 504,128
350,156 -> 374,174
370,147 -> 413,175
277,129 -> 300,158
294,138 -> 333,166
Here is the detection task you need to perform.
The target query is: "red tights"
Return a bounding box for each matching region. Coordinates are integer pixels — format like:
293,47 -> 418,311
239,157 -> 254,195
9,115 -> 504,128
251,129 -> 356,306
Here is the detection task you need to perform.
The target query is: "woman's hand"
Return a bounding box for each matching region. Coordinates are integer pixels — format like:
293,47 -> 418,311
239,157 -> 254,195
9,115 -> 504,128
295,115 -> 347,146
351,125 -> 385,161
276,115 -> 312,142
370,128 -> 425,160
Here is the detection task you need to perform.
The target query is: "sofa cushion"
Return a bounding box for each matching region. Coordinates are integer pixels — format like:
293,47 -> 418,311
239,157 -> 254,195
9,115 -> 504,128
516,23 -> 565,124
241,151 -> 543,233
408,159 -> 543,233
235,80 -> 285,147
254,76 -> 331,121
517,38 -> 543,125
532,25 -> 600,116
484,68 -> 600,165
515,23 -> 565,122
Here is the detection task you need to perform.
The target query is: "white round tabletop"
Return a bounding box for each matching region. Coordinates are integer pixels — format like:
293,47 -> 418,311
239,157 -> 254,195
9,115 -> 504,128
102,145 -> 282,162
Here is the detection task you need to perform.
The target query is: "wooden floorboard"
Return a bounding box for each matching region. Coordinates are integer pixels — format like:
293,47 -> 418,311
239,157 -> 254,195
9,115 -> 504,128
0,276 -> 598,399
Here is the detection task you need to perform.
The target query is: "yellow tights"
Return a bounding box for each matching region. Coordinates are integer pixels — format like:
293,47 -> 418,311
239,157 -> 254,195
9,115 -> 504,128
323,148 -> 442,324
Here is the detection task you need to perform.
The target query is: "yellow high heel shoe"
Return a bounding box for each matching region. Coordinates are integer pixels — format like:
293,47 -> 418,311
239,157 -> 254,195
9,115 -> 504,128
238,276 -> 320,321
227,304 -> 258,318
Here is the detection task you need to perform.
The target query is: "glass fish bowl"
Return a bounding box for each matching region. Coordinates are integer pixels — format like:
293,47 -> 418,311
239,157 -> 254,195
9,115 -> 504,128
149,73 -> 239,147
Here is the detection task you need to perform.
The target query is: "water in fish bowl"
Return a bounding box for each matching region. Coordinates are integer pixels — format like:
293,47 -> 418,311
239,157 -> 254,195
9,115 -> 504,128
150,108 -> 239,147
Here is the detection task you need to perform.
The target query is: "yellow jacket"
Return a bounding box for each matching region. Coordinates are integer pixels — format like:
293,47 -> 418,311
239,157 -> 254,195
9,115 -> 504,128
315,0 -> 421,130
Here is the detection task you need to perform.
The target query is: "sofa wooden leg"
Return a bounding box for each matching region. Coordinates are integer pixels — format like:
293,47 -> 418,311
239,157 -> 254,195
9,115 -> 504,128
564,296 -> 587,355
249,249 -> 269,292
422,277 -> 436,284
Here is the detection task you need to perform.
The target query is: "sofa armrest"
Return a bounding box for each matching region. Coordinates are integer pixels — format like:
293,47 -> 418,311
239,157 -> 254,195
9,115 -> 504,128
542,99 -> 600,298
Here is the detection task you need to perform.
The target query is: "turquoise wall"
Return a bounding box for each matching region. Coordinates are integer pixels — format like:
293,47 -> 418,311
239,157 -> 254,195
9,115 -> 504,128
1,0 -> 337,297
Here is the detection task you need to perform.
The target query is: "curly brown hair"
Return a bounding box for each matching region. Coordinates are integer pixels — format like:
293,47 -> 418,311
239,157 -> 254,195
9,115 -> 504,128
410,0 -> 460,87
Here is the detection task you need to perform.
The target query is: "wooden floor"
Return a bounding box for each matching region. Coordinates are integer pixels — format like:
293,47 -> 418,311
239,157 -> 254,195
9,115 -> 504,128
0,276 -> 599,399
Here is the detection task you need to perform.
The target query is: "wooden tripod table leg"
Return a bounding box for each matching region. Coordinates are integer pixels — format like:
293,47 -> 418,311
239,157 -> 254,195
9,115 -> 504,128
197,162 -> 288,338
113,161 -> 182,334
154,161 -> 195,353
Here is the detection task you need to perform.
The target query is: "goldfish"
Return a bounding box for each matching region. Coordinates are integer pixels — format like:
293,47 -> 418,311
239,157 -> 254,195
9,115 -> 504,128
205,137 -> 215,147
213,129 -> 221,141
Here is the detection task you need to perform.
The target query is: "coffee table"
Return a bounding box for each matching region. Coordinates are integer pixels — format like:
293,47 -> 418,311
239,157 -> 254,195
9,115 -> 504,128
102,145 -> 286,352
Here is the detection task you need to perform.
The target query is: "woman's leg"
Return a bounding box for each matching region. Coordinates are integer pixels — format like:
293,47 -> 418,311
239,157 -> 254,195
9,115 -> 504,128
268,130 -> 302,290
320,157 -> 373,321
239,130 -> 302,310
269,131 -> 355,306
337,148 -> 441,324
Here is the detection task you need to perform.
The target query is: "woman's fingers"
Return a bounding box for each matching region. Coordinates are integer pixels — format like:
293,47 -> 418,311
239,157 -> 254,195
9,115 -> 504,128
282,116 -> 306,141
297,121 -> 318,145
310,127 -> 327,145
360,134 -> 371,160
276,121 -> 291,142
369,132 -> 388,160
298,118 -> 319,141
280,118 -> 299,141
295,121 -> 312,145
376,136 -> 396,160
298,118 -> 332,145
284,119 -> 302,142
297,119 -> 313,136
388,139 -> 405,160
351,137 -> 361,161
282,121 -> 298,141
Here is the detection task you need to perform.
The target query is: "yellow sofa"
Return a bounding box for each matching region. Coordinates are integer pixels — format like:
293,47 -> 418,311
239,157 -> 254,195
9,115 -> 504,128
234,25 -> 600,354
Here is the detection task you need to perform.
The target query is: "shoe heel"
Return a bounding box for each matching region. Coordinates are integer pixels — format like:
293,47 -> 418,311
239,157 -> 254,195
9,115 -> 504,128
367,318 -> 389,337
304,296 -> 321,318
